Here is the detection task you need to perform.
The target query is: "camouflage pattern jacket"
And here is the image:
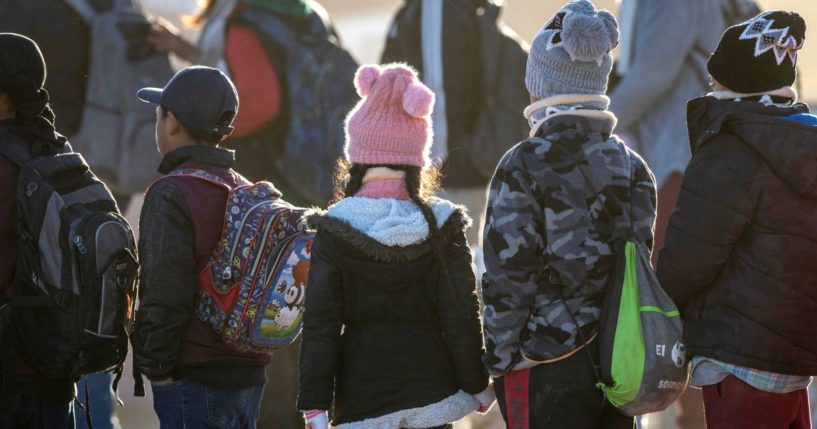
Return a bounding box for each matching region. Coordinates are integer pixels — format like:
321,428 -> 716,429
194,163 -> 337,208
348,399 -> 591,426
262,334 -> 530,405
481,112 -> 656,376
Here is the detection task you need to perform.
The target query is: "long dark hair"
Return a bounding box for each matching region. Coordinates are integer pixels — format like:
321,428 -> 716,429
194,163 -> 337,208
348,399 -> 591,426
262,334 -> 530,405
335,160 -> 463,310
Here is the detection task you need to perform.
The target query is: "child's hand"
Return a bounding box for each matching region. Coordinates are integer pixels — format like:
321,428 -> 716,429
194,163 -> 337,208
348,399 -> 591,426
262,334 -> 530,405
474,382 -> 497,414
303,410 -> 329,429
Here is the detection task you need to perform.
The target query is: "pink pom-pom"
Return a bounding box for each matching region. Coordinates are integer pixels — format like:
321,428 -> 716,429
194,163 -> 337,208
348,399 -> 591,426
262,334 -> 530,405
402,82 -> 434,118
354,65 -> 382,97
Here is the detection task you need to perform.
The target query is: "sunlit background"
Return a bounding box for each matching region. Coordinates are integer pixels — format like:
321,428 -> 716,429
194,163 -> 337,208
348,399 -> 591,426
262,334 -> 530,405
143,0 -> 817,100
113,1 -> 815,427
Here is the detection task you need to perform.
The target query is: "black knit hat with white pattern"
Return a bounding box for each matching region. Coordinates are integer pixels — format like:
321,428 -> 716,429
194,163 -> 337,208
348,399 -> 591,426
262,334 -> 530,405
708,11 -> 806,93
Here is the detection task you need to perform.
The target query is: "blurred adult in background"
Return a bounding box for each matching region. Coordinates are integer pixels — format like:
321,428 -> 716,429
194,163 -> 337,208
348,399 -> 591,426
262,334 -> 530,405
0,0 -> 101,138
148,0 -> 357,209
608,1 -> 758,425
0,0 -> 174,209
381,0 -> 529,253
609,0 -> 748,264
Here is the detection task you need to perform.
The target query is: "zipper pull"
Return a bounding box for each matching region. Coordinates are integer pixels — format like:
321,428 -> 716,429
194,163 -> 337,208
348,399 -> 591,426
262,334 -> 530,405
73,235 -> 88,255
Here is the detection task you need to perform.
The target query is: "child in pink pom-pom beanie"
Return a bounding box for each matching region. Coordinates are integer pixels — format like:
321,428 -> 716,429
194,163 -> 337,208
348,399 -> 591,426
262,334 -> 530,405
297,64 -> 494,429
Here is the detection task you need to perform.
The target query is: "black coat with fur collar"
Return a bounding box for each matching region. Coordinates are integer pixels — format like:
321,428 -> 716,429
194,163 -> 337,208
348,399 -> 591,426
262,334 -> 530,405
297,207 -> 488,425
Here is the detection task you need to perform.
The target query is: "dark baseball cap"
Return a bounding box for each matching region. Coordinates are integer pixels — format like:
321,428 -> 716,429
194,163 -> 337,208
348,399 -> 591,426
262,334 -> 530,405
137,66 -> 238,137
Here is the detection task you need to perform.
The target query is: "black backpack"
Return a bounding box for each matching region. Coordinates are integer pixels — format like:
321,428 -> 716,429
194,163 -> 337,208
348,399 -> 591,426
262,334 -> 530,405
0,130 -> 138,386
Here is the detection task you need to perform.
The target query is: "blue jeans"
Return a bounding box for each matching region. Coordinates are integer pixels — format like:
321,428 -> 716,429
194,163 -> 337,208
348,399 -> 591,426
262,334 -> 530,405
0,389 -> 74,429
151,379 -> 264,429
74,373 -> 121,429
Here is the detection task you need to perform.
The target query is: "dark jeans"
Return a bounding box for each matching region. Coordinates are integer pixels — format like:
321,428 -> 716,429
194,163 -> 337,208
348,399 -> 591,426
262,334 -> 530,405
151,379 -> 264,429
0,388 -> 74,429
702,375 -> 811,429
495,340 -> 633,429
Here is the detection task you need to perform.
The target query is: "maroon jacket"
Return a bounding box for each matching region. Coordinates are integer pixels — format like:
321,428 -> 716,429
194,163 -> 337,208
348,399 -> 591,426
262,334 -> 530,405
133,145 -> 269,390
0,155 -> 17,302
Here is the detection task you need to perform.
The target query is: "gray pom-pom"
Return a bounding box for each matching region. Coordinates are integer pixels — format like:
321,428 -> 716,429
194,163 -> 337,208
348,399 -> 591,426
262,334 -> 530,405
561,12 -> 613,62
563,0 -> 597,15
597,10 -> 620,49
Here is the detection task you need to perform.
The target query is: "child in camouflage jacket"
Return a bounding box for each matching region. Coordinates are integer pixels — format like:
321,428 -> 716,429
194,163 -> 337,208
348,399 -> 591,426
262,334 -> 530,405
481,1 -> 656,428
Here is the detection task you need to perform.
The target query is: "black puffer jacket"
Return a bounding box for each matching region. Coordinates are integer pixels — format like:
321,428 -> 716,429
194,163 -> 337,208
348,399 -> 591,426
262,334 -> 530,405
657,97 -> 817,375
298,199 -> 488,426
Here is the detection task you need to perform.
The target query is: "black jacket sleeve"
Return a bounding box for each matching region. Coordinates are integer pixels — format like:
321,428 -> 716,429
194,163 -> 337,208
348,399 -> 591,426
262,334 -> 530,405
298,231 -> 344,411
437,230 -> 489,394
133,180 -> 197,381
657,136 -> 758,308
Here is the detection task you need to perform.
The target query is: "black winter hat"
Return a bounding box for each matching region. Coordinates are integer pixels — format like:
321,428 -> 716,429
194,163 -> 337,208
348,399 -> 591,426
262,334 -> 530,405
0,33 -> 46,92
708,11 -> 806,94
0,33 -> 53,121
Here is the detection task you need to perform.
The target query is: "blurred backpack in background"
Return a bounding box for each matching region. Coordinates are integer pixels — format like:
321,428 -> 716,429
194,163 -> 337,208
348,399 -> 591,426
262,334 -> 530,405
234,5 -> 359,206
62,0 -> 174,196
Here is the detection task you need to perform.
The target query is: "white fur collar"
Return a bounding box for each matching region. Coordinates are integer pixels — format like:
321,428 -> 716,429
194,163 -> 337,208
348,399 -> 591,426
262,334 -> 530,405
326,197 -> 466,247
337,390 -> 477,429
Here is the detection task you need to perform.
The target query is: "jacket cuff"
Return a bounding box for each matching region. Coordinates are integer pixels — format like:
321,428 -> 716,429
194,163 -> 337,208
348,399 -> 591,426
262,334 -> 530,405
135,357 -> 174,381
296,391 -> 332,412
474,384 -> 496,407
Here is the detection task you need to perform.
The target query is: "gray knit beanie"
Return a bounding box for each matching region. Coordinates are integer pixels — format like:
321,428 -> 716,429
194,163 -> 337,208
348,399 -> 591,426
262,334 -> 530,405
526,0 -> 619,101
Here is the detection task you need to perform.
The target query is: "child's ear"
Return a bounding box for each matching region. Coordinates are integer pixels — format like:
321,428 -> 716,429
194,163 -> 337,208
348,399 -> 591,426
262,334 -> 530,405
166,111 -> 183,136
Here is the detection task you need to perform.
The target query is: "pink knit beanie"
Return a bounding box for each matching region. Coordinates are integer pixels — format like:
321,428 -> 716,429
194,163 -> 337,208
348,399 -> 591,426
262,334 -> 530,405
344,64 -> 435,167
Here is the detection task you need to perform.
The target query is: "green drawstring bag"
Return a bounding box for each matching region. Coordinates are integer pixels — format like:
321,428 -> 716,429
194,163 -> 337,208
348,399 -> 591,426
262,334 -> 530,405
553,143 -> 689,416
596,240 -> 689,416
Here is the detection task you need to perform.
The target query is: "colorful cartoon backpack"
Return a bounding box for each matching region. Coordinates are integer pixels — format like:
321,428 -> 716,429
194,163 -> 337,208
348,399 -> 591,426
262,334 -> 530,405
163,169 -> 314,354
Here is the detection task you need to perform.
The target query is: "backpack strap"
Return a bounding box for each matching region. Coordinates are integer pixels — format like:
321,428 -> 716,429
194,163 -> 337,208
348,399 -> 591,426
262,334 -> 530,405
238,8 -> 298,47
546,139 -> 637,392
237,7 -> 334,49
145,168 -> 251,197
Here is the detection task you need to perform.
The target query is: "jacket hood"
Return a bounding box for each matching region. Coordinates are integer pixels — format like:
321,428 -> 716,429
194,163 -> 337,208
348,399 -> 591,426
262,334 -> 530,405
687,96 -> 817,199
307,197 -> 471,263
